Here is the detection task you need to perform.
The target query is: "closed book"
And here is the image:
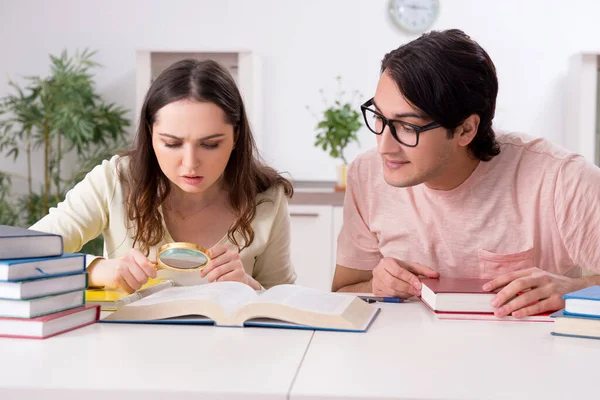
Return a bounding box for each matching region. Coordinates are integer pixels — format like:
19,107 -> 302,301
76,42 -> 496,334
0,253 -> 86,282
0,225 -> 63,260
420,278 -> 497,313
563,286 -> 600,317
0,290 -> 85,318
419,278 -> 552,322
0,272 -> 87,300
551,309 -> 600,340
0,304 -> 99,339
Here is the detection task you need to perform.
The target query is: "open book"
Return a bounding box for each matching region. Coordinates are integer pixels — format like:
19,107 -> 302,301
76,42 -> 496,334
102,282 -> 379,332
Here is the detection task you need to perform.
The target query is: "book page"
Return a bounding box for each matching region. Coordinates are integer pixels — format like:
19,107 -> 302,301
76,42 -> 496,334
128,282 -> 258,314
253,285 -> 355,315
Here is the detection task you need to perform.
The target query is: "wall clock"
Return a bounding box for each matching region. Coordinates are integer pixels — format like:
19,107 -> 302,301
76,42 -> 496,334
388,0 -> 440,34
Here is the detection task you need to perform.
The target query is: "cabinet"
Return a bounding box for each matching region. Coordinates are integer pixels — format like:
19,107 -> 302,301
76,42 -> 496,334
565,53 -> 600,166
288,205 -> 343,291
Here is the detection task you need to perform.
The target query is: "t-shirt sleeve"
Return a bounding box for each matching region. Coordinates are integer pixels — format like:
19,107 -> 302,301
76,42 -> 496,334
335,160 -> 382,270
554,155 -> 600,274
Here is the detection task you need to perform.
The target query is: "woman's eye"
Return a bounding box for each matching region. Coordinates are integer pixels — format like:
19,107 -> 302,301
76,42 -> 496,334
201,142 -> 220,149
165,142 -> 182,148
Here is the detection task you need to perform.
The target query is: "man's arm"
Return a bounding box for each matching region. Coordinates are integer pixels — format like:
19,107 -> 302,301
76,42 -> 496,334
331,264 -> 373,293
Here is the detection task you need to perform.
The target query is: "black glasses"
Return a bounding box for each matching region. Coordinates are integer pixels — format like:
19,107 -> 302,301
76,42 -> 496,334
360,98 -> 441,147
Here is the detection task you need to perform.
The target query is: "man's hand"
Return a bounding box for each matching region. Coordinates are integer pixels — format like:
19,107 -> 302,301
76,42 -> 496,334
372,257 -> 439,298
483,268 -> 587,318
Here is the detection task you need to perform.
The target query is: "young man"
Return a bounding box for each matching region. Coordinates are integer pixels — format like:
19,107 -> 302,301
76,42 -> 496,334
332,29 -> 600,318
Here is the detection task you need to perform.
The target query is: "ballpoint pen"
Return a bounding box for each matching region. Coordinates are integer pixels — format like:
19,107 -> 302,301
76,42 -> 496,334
358,296 -> 404,304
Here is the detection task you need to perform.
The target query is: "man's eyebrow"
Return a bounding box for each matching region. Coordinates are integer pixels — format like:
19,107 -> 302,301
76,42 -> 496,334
372,99 -> 428,119
157,133 -> 226,140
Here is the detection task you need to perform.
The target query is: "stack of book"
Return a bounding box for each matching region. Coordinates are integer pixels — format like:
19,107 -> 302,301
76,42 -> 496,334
552,286 -> 600,340
0,225 -> 100,339
419,277 -> 553,322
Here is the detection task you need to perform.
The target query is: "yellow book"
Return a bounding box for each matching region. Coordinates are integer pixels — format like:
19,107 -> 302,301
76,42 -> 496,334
85,279 -> 175,311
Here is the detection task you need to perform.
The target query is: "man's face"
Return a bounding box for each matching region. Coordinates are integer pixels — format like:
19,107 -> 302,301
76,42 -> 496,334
373,71 -> 458,188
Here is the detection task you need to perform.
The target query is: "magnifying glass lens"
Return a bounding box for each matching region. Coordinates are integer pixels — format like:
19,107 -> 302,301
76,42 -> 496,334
158,248 -> 209,270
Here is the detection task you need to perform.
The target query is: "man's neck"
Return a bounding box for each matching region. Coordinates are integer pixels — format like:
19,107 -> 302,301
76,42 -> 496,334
425,153 -> 480,191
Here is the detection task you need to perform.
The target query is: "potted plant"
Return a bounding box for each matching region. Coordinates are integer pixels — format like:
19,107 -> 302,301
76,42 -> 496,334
311,76 -> 362,189
0,49 -> 130,255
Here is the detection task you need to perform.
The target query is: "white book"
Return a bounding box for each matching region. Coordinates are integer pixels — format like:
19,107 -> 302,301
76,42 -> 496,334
103,282 -> 380,332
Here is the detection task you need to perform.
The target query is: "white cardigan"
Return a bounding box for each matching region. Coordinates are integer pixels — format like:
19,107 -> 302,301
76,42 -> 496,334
30,155 -> 297,288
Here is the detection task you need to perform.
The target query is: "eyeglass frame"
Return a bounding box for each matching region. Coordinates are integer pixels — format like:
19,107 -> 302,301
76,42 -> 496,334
360,98 -> 442,147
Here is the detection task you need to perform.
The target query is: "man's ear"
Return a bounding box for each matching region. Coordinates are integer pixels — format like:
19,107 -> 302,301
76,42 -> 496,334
454,114 -> 480,147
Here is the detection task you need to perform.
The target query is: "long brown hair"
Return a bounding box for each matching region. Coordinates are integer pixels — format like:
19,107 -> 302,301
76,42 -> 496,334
119,59 -> 293,254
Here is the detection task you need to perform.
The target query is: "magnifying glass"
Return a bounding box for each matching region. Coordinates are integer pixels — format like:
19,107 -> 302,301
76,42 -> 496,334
154,242 -> 211,272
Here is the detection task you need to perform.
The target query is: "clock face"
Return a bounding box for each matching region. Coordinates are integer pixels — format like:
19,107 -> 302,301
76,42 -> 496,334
388,0 -> 440,34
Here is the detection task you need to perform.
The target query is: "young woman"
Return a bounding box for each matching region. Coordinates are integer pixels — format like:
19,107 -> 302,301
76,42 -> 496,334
31,59 -> 296,292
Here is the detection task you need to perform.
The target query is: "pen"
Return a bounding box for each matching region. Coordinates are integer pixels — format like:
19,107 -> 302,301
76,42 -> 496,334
358,296 -> 404,304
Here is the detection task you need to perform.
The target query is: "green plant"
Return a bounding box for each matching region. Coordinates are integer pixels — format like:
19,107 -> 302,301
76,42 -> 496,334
0,49 -> 131,256
0,173 -> 18,226
310,76 -> 362,164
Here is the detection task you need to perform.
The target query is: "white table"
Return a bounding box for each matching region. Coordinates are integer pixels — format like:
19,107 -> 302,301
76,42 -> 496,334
0,320 -> 313,400
290,300 -> 600,400
2,301 -> 599,400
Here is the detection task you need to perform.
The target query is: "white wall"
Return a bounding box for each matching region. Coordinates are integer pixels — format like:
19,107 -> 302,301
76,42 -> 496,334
2,0 -> 600,192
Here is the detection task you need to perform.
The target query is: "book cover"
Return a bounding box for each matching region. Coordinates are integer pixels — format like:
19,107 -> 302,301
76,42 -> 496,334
0,290 -> 86,318
551,309 -> 600,340
420,278 -> 493,294
420,277 -> 497,313
0,225 -> 63,260
0,253 -> 86,282
86,279 -> 174,310
0,272 -> 88,300
564,286 -> 600,301
563,286 -> 600,317
0,304 -> 100,339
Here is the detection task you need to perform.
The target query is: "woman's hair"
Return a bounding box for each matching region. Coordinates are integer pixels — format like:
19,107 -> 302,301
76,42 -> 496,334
381,29 -> 501,161
119,59 -> 293,254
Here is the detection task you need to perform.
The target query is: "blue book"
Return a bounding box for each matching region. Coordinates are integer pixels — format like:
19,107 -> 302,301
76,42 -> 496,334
0,225 -> 63,260
0,253 -> 86,282
563,286 -> 600,317
0,290 -> 85,319
0,272 -> 88,300
550,309 -> 600,340
100,282 -> 380,332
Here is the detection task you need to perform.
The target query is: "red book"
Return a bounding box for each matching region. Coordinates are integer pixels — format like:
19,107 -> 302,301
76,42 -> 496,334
0,304 -> 100,339
419,278 -> 552,322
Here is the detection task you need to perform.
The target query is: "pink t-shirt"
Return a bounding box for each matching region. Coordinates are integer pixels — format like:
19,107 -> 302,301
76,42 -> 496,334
337,133 -> 600,279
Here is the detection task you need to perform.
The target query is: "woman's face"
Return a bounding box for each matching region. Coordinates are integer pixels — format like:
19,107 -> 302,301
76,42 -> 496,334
151,99 -> 235,195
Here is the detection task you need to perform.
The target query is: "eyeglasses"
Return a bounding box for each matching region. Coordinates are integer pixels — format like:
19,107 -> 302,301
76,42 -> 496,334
360,98 -> 442,147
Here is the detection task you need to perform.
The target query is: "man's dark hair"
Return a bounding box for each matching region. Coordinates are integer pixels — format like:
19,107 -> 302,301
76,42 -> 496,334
381,29 -> 500,161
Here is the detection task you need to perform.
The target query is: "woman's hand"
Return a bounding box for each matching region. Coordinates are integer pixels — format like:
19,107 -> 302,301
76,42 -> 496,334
200,244 -> 261,290
88,249 -> 157,293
